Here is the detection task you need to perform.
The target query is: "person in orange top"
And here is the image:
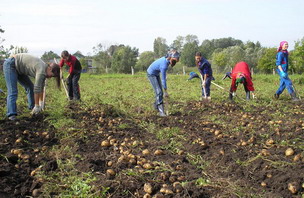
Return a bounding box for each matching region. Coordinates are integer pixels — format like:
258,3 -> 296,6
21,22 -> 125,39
229,61 -> 255,100
59,50 -> 82,100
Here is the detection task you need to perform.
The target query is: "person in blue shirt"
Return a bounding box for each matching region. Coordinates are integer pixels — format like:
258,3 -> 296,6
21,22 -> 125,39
147,51 -> 180,116
195,52 -> 213,100
274,41 -> 299,101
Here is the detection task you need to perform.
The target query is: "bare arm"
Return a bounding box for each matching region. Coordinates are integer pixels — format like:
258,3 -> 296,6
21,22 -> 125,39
34,92 -> 44,105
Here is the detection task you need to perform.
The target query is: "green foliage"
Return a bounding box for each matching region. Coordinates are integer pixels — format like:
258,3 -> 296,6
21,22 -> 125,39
199,37 -> 243,60
135,51 -> 155,72
290,37 -> 304,73
184,34 -> 199,44
257,48 -> 276,73
212,46 -> 245,73
111,45 -> 139,73
153,37 -> 168,58
195,177 -> 210,186
40,159 -> 102,197
212,49 -> 229,72
11,46 -> 28,55
73,51 -> 85,59
180,42 -> 199,67
170,36 -> 184,52
199,39 -> 215,59
156,127 -> 180,140
93,51 -> 111,73
0,27 -> 15,59
41,51 -> 60,63
79,58 -> 88,70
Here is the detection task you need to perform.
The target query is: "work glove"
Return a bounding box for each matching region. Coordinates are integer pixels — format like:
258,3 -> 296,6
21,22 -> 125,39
280,71 -> 287,78
232,92 -> 236,97
31,105 -> 42,115
164,91 -> 169,98
252,93 -> 256,99
39,101 -> 45,111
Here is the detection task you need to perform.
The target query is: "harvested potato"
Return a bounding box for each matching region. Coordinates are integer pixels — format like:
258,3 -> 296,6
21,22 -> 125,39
285,148 -> 294,156
144,183 -> 153,194
143,163 -> 153,169
142,149 -> 150,155
154,149 -> 164,155
106,169 -> 116,176
288,182 -> 299,194
101,140 -> 110,147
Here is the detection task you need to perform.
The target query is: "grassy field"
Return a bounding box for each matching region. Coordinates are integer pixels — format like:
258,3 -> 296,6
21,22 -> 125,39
0,72 -> 304,197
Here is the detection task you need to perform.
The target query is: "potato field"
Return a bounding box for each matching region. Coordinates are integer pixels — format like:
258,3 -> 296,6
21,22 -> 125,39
0,73 -> 303,198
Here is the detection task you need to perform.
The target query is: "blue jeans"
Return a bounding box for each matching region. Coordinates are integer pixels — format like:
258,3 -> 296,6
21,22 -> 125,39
202,76 -> 212,97
147,74 -> 163,106
3,58 -> 34,117
276,69 -> 294,95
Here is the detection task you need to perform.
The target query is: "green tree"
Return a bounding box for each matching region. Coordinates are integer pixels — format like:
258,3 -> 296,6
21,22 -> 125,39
290,37 -> 304,73
211,49 -> 229,73
111,45 -> 138,73
0,26 -> 5,57
170,36 -> 184,52
257,48 -> 277,73
0,26 -> 13,59
92,44 -> 113,73
93,51 -> 111,73
181,42 -> 199,67
243,41 -> 263,72
107,45 -> 119,56
153,37 -> 168,58
211,46 -> 245,73
199,37 -> 243,60
199,40 -> 215,59
229,46 -> 245,66
180,34 -> 199,67
184,35 -> 199,44
135,51 -> 155,72
11,46 -> 28,54
73,51 -> 85,59
41,51 -> 60,63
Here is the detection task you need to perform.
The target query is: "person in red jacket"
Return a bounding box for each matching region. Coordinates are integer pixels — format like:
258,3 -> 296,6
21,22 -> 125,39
229,61 -> 255,100
59,51 -> 82,100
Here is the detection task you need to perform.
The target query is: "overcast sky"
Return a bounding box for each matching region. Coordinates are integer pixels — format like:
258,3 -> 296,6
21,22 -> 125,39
1,0 -> 303,57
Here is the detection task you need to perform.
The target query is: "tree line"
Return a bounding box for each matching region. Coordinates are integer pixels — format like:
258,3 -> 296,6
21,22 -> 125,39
1,26 -> 304,74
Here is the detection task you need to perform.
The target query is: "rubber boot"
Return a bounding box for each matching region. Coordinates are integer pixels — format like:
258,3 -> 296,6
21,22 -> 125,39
229,93 -> 233,100
153,102 -> 158,112
274,93 -> 279,99
157,104 -> 166,117
290,92 -> 300,101
246,91 -> 250,100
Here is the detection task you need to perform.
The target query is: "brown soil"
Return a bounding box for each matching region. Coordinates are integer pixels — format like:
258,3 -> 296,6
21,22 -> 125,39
0,101 -> 303,197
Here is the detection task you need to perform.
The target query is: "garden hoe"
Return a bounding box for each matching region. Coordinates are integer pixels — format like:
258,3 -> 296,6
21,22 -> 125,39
291,81 -> 301,100
202,84 -> 207,100
164,97 -> 169,116
42,79 -> 47,110
54,58 -> 69,99
211,81 -> 246,101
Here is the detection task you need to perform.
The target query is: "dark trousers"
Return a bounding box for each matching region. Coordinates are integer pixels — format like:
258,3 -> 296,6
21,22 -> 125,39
67,72 -> 81,100
202,76 -> 212,97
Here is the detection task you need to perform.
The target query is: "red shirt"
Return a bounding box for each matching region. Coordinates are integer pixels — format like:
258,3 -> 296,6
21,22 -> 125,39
231,62 -> 254,92
59,55 -> 81,74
